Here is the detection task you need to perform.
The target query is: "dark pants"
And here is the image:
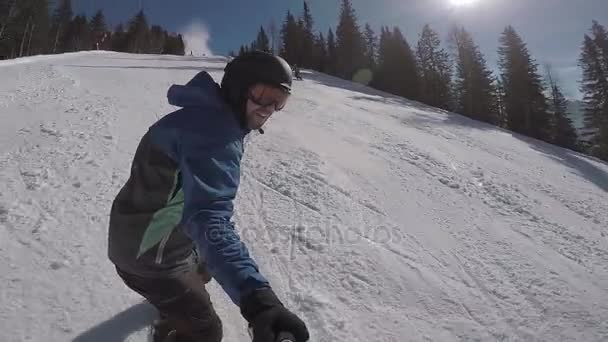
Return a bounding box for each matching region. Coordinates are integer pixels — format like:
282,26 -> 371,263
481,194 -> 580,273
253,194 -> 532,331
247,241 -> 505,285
116,267 -> 223,342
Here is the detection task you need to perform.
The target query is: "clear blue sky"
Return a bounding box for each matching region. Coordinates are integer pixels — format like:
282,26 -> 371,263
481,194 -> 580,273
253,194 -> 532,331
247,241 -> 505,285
74,0 -> 608,99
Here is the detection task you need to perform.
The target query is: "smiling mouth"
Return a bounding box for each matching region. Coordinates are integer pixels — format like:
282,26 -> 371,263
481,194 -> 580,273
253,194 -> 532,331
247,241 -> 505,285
256,112 -> 270,119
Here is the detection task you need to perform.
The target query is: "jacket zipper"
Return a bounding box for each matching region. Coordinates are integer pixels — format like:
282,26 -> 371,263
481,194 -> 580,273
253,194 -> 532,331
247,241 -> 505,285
156,231 -> 172,264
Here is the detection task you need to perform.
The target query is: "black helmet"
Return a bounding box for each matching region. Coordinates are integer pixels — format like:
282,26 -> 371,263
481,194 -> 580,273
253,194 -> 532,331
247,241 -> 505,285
221,50 -> 292,116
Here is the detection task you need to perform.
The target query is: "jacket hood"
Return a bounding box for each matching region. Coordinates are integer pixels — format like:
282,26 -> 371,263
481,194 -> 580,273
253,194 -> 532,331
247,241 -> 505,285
166,71 -> 253,133
167,71 -> 225,109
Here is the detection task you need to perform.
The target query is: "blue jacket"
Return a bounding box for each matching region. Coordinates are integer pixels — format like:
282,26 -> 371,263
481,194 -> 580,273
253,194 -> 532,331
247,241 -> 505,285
108,71 -> 270,306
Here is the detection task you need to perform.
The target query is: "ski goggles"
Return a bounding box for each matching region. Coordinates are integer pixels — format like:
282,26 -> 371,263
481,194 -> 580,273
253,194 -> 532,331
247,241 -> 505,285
248,84 -> 290,111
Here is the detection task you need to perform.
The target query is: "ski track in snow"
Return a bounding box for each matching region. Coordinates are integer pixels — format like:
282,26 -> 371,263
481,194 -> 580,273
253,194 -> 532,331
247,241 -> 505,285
1,52 -> 607,342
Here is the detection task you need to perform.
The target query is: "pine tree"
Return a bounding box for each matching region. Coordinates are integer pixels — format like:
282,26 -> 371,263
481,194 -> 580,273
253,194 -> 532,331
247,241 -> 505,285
372,26 -> 391,92
326,28 -> 337,75
162,32 -> 184,55
126,10 -> 149,53
363,23 -> 377,70
579,21 -> 608,159
417,24 -> 452,110
31,0 -> 51,55
64,14 -> 90,52
295,16 -> 305,66
90,10 -> 107,50
592,21 -> 608,67
89,10 -> 106,34
449,26 -> 498,124
335,0 -> 365,79
280,10 -> 299,64
111,23 -> 128,52
176,34 -> 185,55
9,0 -> 50,57
0,0 -> 16,57
391,27 -> 419,100
0,0 -> 42,57
498,26 -> 551,141
372,27 -> 419,100
0,0 -> 18,42
255,26 -> 270,52
545,64 -> 579,150
51,0 -> 73,53
149,25 -> 164,54
313,31 -> 327,72
300,1 -> 315,67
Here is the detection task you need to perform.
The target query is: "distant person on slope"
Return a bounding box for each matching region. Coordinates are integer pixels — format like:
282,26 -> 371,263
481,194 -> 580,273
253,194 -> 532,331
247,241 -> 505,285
108,51 -> 309,342
292,64 -> 303,81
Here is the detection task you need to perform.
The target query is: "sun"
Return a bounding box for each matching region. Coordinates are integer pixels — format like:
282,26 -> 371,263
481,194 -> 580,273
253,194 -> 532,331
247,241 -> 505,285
449,0 -> 479,7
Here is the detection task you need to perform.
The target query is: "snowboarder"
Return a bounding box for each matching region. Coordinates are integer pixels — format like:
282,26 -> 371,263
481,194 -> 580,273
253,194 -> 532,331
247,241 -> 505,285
108,51 -> 309,342
292,64 -> 303,81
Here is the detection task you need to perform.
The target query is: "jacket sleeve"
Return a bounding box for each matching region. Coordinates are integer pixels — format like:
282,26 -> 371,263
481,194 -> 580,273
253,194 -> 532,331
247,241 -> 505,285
158,125 -> 270,306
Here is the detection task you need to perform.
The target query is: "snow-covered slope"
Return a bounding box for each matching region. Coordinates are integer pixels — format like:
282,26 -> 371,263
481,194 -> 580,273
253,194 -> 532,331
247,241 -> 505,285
1,52 -> 607,342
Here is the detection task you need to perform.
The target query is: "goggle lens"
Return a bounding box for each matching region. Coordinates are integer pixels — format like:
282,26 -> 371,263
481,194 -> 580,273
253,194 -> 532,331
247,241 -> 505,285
248,84 -> 290,111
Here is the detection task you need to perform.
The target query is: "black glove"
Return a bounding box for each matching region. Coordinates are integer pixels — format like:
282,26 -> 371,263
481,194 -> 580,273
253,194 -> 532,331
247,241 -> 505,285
241,288 -> 309,342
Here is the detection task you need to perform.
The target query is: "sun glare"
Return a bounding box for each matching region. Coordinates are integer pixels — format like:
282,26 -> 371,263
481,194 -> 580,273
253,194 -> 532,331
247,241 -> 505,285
449,0 -> 479,7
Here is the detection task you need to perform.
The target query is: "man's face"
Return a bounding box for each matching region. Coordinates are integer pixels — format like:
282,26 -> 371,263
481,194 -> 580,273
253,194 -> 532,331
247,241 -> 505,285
245,83 -> 290,130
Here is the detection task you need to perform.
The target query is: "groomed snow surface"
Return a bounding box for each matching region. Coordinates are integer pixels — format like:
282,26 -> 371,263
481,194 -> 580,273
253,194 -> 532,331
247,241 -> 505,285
1,52 -> 607,342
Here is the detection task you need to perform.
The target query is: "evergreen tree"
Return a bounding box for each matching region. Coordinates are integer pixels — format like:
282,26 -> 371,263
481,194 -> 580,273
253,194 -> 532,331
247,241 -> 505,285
373,27 -> 419,100
50,0 -> 72,53
90,10 -> 108,50
64,14 -> 90,52
372,26 -> 391,92
110,23 -> 128,52
335,0 -> 365,79
162,32 -> 184,55
300,1 -> 315,67
34,0 -> 52,55
255,25 -> 270,52
7,0 -> 50,57
545,65 -> 579,150
149,25 -> 164,54
0,0 -> 17,57
0,0 -> 13,54
313,31 -> 327,72
176,34 -> 185,55
0,0 -> 18,43
14,1 -> 32,57
326,28 -> 337,75
126,10 -> 149,53
363,23 -> 377,70
89,10 -> 106,34
294,16 -> 305,66
280,10 -> 299,64
498,26 -> 551,141
449,26 -> 498,124
0,0 -> 49,59
592,21 -> 608,66
579,21 -> 608,159
416,24 -> 452,110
